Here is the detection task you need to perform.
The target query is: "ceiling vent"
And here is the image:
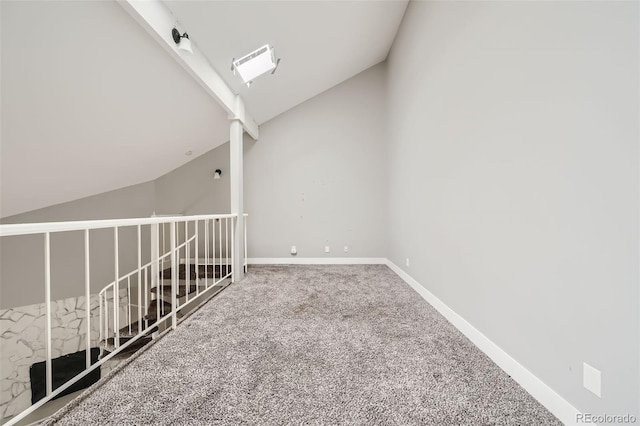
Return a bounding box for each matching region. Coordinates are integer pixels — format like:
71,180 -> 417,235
232,45 -> 280,87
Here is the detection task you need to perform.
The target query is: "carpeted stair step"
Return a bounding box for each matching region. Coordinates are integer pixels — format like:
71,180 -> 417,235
100,335 -> 132,351
150,281 -> 199,299
159,264 -> 195,280
144,300 -> 173,322
118,320 -> 158,339
101,336 -> 152,357
159,264 -> 231,280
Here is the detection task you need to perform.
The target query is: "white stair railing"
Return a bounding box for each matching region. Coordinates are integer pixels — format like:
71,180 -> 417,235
0,213 -> 245,426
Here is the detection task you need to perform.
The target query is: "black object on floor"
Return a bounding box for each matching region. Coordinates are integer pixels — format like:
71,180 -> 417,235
30,348 -> 100,404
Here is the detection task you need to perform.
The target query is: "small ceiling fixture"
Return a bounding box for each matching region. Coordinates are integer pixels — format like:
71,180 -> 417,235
213,169 -> 222,180
231,44 -> 280,87
172,28 -> 193,54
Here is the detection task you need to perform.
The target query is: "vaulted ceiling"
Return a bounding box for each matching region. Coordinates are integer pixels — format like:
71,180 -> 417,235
164,0 -> 408,124
1,0 -> 408,218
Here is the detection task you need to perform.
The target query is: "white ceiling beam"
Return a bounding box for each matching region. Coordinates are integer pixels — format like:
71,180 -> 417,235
118,0 -> 259,140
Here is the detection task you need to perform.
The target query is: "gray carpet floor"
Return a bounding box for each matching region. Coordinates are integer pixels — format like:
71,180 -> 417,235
45,265 -> 561,425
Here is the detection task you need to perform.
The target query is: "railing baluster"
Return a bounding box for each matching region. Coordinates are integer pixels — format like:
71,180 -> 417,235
211,219 -> 214,285
156,272 -> 161,319
104,292 -> 108,346
211,219 -> 214,286
161,223 -> 165,272
222,218 -> 225,284
205,220 -> 209,289
127,276 -> 131,334
185,221 -> 189,303
156,222 -> 161,322
195,221 -> 199,295
219,218 -> 222,280
212,220 -> 216,286
114,227 -> 119,348
137,225 -> 142,333
244,215 -> 248,273
231,218 -> 235,282
144,266 -> 148,328
44,232 -> 52,396
170,222 -> 177,330
99,291 -> 103,356
84,230 -> 91,369
226,217 -> 229,281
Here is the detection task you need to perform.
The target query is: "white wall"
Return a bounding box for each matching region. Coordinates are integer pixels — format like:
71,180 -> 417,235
244,63 -> 388,259
387,0 -> 638,418
153,64 -> 389,260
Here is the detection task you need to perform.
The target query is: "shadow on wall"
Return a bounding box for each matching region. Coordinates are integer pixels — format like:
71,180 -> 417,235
153,142 -> 232,216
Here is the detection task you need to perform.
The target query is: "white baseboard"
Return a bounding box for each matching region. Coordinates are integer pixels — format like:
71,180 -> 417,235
384,260 -> 581,426
247,257 -> 387,265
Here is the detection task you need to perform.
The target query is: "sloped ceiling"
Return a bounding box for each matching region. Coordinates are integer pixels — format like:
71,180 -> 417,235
165,0 -> 409,124
1,0 -> 408,219
1,0 -> 230,218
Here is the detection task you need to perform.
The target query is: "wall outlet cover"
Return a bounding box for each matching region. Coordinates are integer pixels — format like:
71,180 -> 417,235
344,246 -> 349,253
583,362 -> 601,398
290,245 -> 297,255
325,246 -> 330,253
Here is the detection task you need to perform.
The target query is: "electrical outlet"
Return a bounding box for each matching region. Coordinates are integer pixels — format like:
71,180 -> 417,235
343,245 -> 349,253
324,246 -> 330,253
583,362 -> 601,398
406,258 -> 410,267
290,245 -> 297,255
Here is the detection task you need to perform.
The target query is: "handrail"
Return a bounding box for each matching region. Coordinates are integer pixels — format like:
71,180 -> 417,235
1,212 -> 245,425
0,214 -> 236,236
